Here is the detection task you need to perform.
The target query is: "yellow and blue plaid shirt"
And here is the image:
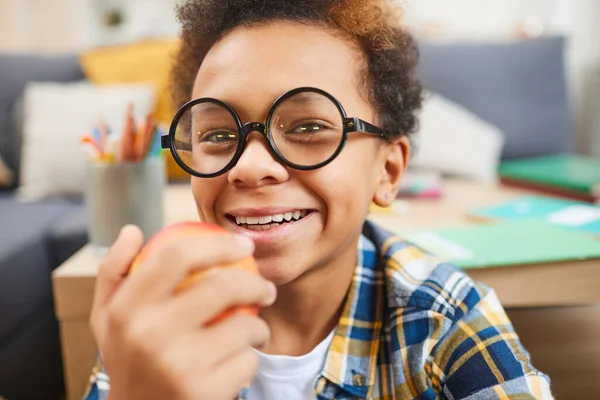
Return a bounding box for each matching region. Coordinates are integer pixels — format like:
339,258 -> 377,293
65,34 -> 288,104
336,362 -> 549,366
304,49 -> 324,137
84,220 -> 552,399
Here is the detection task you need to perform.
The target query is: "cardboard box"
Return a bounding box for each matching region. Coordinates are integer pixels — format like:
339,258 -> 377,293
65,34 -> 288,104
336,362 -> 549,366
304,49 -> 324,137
52,246 -> 101,400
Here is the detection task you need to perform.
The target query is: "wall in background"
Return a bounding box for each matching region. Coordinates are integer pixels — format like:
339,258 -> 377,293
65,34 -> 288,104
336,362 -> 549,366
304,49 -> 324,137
0,0 -> 179,51
94,0 -> 180,46
0,0 -> 598,156
0,0 -> 97,52
403,0 -> 561,39
403,0 -> 600,157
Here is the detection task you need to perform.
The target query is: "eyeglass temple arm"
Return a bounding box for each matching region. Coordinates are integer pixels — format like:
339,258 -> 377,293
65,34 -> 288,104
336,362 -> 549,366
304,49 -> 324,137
161,135 -> 170,149
343,118 -> 385,137
162,136 -> 194,152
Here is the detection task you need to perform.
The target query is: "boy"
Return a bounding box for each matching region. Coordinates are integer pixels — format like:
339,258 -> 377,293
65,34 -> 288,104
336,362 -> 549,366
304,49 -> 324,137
85,0 -> 552,399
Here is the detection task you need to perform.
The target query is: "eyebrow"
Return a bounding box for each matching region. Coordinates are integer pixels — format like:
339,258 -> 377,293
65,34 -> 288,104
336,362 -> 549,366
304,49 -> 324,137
188,90 -> 333,123
281,91 -> 331,105
192,102 -> 232,114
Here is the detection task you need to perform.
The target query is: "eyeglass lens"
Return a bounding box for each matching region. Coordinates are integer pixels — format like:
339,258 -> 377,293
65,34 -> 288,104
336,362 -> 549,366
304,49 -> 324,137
172,91 -> 344,175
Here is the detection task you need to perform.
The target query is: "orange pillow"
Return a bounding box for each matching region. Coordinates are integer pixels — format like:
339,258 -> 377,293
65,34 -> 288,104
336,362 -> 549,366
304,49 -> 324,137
79,38 -> 179,124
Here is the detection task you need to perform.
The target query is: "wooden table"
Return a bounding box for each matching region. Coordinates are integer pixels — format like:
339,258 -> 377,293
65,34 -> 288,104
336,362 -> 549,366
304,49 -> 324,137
53,180 -> 600,400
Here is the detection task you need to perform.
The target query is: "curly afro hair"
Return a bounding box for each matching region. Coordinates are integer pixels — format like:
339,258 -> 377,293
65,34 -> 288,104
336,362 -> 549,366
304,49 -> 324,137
171,0 -> 423,139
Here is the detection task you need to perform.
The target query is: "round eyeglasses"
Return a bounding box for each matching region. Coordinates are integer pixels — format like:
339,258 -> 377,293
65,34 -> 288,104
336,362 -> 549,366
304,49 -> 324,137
161,87 -> 386,178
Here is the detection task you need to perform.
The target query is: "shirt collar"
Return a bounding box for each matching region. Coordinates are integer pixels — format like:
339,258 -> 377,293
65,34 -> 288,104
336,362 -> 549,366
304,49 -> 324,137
318,220 -> 388,398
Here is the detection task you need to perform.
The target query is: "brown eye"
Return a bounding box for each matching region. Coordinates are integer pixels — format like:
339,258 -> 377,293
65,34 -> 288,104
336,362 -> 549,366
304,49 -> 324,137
199,130 -> 239,143
288,121 -> 334,134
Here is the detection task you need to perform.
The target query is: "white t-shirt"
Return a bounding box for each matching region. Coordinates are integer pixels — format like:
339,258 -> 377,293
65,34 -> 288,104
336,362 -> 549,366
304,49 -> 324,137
247,330 -> 335,400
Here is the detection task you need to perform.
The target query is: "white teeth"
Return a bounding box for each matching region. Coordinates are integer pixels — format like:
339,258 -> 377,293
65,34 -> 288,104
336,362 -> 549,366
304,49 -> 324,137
232,210 -> 309,226
258,215 -> 272,224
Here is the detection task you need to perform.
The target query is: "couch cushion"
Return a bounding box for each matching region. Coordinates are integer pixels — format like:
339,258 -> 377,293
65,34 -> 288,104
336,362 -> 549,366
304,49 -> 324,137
47,205 -> 88,266
0,54 -> 84,189
0,303 -> 64,400
418,36 -> 572,159
0,193 -> 81,342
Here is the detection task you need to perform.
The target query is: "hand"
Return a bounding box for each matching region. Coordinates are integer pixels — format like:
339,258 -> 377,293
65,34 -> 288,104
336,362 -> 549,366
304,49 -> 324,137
90,225 -> 275,400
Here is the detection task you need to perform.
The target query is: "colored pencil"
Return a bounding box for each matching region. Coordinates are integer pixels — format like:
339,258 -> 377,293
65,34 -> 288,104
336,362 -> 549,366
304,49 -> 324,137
136,113 -> 154,161
121,103 -> 135,162
106,135 -> 121,163
98,119 -> 108,152
81,136 -> 102,161
91,127 -> 103,156
148,126 -> 163,157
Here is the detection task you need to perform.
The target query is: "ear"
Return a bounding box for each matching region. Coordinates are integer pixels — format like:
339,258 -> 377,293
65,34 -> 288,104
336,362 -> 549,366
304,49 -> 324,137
372,136 -> 410,207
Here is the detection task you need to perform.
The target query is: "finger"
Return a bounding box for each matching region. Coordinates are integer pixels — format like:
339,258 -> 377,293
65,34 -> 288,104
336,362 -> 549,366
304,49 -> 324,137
113,273 -> 272,356
93,224 -> 144,309
161,333 -> 260,400
118,233 -> 254,306
207,348 -> 260,399
202,313 -> 270,366
160,268 -> 276,330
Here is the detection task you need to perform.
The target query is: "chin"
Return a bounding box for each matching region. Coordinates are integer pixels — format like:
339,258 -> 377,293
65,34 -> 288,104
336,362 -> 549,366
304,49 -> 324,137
255,257 -> 307,286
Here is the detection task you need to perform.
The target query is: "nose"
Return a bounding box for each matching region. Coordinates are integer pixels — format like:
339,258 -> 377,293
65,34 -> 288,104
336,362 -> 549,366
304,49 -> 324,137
227,131 -> 289,188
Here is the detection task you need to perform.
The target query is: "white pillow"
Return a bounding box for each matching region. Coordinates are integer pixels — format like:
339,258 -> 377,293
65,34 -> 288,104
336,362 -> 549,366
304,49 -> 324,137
18,82 -> 155,200
410,92 -> 505,181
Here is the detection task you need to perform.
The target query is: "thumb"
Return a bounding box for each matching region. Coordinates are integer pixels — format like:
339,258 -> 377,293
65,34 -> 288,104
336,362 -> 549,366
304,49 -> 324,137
93,224 -> 144,309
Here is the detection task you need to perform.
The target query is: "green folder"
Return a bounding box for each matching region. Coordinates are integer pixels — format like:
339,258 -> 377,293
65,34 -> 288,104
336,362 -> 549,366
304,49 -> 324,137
498,154 -> 600,194
471,195 -> 600,235
400,219 -> 600,269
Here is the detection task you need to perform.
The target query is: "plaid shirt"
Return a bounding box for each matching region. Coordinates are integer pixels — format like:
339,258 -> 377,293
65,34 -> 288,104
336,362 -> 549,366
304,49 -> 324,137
84,220 -> 552,399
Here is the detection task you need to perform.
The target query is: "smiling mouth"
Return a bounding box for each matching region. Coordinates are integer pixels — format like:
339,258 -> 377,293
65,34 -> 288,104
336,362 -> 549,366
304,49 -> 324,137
227,210 -> 312,231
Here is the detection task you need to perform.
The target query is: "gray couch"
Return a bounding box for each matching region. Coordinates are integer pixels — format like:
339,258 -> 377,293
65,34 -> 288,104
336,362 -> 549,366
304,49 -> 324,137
0,36 -> 572,400
0,55 -> 89,400
418,36 -> 572,159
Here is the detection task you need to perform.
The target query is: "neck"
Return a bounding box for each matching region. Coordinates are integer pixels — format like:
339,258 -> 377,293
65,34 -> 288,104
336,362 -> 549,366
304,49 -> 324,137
259,238 -> 358,356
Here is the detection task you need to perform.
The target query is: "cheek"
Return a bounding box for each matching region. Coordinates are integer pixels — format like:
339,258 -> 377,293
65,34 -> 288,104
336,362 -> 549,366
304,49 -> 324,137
334,144 -> 379,188
191,177 -> 222,222
312,149 -> 378,217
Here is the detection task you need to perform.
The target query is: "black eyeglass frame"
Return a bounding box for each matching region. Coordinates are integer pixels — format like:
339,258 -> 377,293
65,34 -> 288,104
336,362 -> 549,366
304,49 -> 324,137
161,87 -> 386,178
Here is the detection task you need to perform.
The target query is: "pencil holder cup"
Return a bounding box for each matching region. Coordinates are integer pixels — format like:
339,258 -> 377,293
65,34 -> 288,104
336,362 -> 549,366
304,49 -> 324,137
85,157 -> 166,254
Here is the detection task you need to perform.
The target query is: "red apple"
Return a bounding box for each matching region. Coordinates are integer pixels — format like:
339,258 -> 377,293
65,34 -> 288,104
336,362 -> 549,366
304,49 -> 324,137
129,221 -> 259,324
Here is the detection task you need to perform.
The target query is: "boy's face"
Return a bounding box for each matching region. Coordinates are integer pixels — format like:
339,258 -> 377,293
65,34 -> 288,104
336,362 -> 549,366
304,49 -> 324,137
190,21 -> 409,285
